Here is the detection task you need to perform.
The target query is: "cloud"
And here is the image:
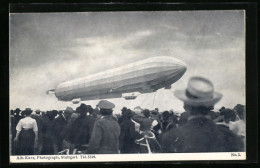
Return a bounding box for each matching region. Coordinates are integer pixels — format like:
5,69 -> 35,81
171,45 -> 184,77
9,11 -> 245,112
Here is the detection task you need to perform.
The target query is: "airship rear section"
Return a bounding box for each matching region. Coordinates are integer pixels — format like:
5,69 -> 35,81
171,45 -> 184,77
54,56 -> 187,101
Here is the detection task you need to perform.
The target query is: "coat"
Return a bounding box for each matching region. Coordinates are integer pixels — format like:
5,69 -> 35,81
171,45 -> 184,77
119,119 -> 139,153
87,115 -> 120,154
132,114 -> 154,131
72,116 -> 95,148
162,117 -> 244,153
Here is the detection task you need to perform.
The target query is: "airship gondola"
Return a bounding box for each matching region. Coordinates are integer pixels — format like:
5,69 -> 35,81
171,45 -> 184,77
47,56 -> 187,101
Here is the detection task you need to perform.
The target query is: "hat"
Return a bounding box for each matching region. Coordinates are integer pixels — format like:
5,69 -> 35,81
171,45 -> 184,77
142,109 -> 150,117
23,108 -> 33,116
24,108 -> 33,112
97,100 -> 115,109
121,107 -> 127,112
125,109 -> 134,117
174,76 -> 222,107
162,111 -> 170,117
65,107 -> 74,113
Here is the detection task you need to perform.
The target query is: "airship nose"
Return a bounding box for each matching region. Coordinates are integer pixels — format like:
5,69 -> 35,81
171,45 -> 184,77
168,57 -> 187,73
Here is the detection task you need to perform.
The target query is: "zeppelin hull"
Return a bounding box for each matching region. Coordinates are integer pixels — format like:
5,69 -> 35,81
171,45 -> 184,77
53,56 -> 187,101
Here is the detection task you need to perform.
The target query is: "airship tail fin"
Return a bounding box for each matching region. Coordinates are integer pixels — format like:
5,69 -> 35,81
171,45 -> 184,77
46,89 -> 55,95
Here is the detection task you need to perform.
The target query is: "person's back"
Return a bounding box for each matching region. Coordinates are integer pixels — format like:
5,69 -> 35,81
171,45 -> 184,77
132,110 -> 153,132
88,115 -> 120,154
119,118 -> 138,153
72,116 -> 94,147
162,117 -> 243,153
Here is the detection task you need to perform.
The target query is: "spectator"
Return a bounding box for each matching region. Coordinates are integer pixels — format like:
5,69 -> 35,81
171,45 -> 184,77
117,107 -> 127,124
119,109 -> 139,153
41,110 -> 57,154
14,108 -> 38,155
162,76 -> 243,152
87,100 -> 120,154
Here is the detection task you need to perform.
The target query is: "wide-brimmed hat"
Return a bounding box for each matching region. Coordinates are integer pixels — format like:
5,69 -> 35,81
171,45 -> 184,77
97,100 -> 115,109
174,76 -> 222,107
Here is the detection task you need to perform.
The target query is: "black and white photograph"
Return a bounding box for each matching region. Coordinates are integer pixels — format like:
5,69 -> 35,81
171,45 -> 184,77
9,9 -> 246,162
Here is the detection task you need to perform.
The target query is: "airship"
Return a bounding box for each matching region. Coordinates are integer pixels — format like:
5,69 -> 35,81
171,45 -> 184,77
47,56 -> 187,101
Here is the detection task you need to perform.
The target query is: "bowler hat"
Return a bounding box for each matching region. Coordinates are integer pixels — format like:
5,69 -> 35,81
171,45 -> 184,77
97,100 -> 115,109
174,76 -> 222,107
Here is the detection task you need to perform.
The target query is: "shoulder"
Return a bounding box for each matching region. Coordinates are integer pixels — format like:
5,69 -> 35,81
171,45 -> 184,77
94,118 -> 105,126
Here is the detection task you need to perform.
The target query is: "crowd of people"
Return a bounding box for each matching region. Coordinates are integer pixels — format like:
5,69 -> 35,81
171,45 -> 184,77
10,76 -> 245,155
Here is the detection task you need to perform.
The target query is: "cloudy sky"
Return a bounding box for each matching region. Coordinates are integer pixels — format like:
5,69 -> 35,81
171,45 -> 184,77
9,10 -> 245,113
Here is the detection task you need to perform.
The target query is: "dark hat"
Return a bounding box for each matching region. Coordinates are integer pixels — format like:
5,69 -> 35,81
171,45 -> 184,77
86,105 -> 93,113
234,104 -> 245,112
14,108 -> 21,112
151,110 -> 158,115
24,108 -> 32,112
76,103 -> 88,113
79,103 -> 88,110
14,108 -> 21,115
125,109 -> 134,117
23,108 -> 33,116
142,109 -> 150,117
121,107 -> 127,112
174,76 -> 222,107
97,100 -> 115,109
223,109 -> 236,119
219,106 -> 226,112
162,111 -> 170,117
35,109 -> 41,114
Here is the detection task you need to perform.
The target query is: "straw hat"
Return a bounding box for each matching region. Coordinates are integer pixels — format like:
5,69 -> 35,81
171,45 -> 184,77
174,76 -> 222,107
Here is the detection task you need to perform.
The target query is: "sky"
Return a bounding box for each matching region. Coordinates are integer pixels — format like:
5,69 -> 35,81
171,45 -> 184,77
9,10 -> 245,113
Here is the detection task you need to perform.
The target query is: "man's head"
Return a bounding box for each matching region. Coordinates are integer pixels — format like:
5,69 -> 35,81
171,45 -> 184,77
121,107 -> 127,115
64,107 -> 73,118
125,109 -> 134,119
162,111 -> 170,121
76,105 -> 87,117
234,104 -> 245,120
183,103 -> 214,115
14,108 -> 21,115
222,108 -> 236,123
97,100 -> 115,116
142,109 -> 150,118
86,105 -> 94,114
175,76 -> 222,115
35,109 -> 41,115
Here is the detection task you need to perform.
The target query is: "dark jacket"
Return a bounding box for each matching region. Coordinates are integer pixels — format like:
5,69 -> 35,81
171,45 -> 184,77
118,115 -> 127,125
72,116 -> 95,147
54,115 -> 67,134
162,117 -> 244,153
87,115 -> 120,154
132,114 -> 153,131
119,119 -> 139,153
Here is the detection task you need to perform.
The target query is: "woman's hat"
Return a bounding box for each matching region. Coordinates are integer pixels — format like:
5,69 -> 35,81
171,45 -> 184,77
22,108 -> 33,116
174,76 -> 222,107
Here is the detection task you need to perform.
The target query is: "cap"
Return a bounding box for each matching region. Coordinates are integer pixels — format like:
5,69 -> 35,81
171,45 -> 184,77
97,100 -> 115,109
